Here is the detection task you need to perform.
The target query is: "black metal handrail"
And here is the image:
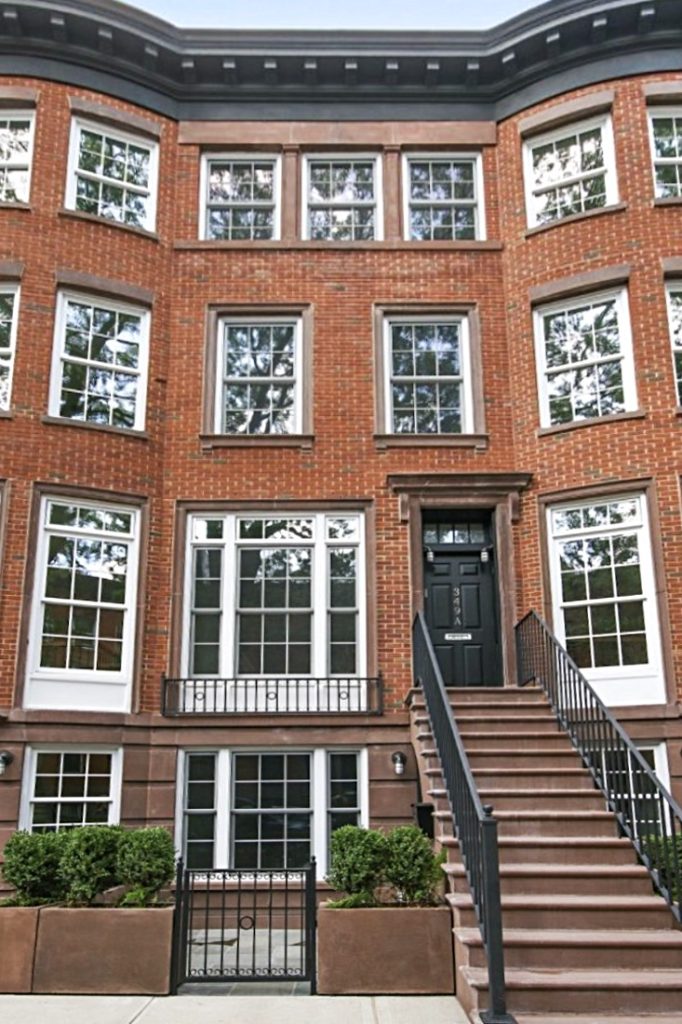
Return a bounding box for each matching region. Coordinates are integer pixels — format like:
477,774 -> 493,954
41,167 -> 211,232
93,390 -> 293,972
516,610 -> 682,921
162,675 -> 383,716
413,612 -> 514,1024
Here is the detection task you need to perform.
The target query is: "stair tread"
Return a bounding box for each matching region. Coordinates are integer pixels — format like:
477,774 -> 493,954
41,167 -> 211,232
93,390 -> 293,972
478,787 -> 603,796
494,809 -> 613,818
448,892 -> 669,908
515,1017 -> 681,1023
443,835 -> 634,846
457,927 -> 682,947
463,966 -> 682,989
445,862 -> 649,877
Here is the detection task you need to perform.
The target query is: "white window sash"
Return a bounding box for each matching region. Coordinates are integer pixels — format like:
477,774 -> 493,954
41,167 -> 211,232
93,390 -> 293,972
522,114 -> 619,228
199,152 -> 282,241
65,117 -> 159,231
19,746 -> 123,831
0,111 -> 35,203
647,107 -> 682,198
665,282 -> 682,405
0,284 -> 19,410
301,153 -> 383,241
401,152 -> 486,242
533,287 -> 637,428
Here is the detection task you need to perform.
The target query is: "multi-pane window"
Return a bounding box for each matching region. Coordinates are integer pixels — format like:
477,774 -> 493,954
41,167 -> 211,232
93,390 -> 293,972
186,513 -> 364,680
217,318 -> 300,434
404,155 -> 483,240
600,745 -> 668,839
649,109 -> 682,199
26,750 -> 120,832
549,497 -> 656,672
385,317 -> 472,434
180,748 -> 363,873
34,499 -> 138,677
66,119 -> 157,230
202,156 -> 279,240
524,116 -> 617,227
0,112 -> 34,203
305,156 -> 380,240
51,294 -> 149,430
534,290 -> 636,427
0,285 -> 19,410
665,284 -> 682,405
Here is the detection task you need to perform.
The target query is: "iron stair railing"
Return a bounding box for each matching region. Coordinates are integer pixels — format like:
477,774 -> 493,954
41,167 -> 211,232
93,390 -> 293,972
413,612 -> 515,1024
516,609 -> 682,921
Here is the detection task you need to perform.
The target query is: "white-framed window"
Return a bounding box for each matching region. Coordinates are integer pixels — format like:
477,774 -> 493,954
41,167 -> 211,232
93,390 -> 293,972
533,288 -> 637,427
402,153 -> 485,241
303,154 -> 382,240
601,742 -> 671,838
523,115 -> 618,227
65,118 -> 158,231
648,107 -> 682,199
26,496 -> 141,713
215,316 -> 302,434
49,292 -> 150,431
0,111 -> 34,203
383,315 -> 473,434
177,747 -> 368,876
200,154 -> 280,240
665,283 -> 682,405
184,512 -> 365,684
547,493 -> 664,706
0,283 -> 19,410
20,747 -> 122,832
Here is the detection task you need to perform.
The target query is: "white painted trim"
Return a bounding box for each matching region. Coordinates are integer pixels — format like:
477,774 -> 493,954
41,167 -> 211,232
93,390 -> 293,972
0,110 -> 35,204
522,113 -> 619,228
401,151 -> 486,241
533,286 -> 638,428
25,494 -> 141,712
64,117 -> 159,232
647,105 -> 682,200
199,152 -> 282,241
19,745 -> 123,831
301,152 -> 383,241
664,280 -> 682,404
0,282 -> 20,411
48,290 -> 151,432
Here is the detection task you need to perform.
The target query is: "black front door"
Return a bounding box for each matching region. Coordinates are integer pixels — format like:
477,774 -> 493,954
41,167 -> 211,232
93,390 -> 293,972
423,514 -> 502,687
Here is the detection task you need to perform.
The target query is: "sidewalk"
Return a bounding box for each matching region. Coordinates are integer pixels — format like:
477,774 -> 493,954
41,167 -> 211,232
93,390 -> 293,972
0,995 -> 469,1024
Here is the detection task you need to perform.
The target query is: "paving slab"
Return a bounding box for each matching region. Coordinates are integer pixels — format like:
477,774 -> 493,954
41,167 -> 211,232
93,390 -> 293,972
373,996 -> 468,1024
0,996 -> 151,1024
136,994 -> 378,1024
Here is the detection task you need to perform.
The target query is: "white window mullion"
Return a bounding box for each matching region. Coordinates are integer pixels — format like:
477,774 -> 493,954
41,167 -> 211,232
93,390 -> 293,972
224,517 -> 237,678
312,523 -> 327,678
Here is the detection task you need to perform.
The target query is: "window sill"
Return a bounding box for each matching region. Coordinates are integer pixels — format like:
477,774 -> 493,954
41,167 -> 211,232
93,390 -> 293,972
653,196 -> 682,208
57,208 -> 159,242
41,415 -> 149,440
176,239 -> 503,252
374,433 -> 488,451
675,406 -> 682,417
525,202 -> 627,238
200,433 -> 314,451
0,410 -> 13,419
0,201 -> 31,212
537,409 -> 646,437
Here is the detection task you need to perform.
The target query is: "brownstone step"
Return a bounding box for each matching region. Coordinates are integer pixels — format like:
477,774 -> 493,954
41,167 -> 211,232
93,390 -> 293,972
441,835 -> 640,866
493,809 -> 618,838
448,892 -> 674,930
467,748 -> 581,769
456,715 -> 560,734
472,767 -> 595,790
461,732 -> 574,752
477,788 -> 607,813
514,1017 -> 682,1024
463,966 -> 682,1014
444,861 -> 653,897
447,686 -> 547,703
457,927 -> 682,970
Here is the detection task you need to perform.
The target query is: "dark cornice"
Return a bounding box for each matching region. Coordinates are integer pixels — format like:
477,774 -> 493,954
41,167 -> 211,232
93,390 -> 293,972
0,0 -> 680,120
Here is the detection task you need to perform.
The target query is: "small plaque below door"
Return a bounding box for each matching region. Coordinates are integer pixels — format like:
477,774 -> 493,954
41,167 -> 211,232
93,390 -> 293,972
445,632 -> 472,641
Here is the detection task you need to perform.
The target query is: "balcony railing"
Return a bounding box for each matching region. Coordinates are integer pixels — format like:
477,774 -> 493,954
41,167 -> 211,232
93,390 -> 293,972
161,675 -> 383,716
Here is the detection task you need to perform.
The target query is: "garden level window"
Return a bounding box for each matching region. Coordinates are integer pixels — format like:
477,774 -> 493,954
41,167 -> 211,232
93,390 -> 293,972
533,289 -> 636,427
304,156 -> 381,240
0,284 -> 19,410
403,154 -> 484,241
180,748 -> 365,874
185,512 -> 365,683
65,119 -> 158,231
547,494 -> 663,706
599,743 -> 671,839
50,293 -> 149,431
26,498 -> 140,712
215,317 -> 301,434
202,155 -> 280,240
648,108 -> 682,199
523,115 -> 617,227
384,316 -> 473,434
0,112 -> 34,203
21,748 -> 121,832
665,284 -> 682,405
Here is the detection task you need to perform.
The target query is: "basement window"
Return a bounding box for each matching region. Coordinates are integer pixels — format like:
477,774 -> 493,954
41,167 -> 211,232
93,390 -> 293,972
22,748 -> 122,831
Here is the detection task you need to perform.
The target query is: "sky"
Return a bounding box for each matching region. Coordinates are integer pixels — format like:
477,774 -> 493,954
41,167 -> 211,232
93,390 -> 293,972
132,0 -> 539,31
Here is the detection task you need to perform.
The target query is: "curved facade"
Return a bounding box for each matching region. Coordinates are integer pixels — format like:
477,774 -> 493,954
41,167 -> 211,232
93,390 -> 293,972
0,0 -> 681,876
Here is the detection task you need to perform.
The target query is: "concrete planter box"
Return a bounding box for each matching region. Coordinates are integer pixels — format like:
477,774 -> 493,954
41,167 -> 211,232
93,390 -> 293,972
317,903 -> 455,995
0,907 -> 40,993
0,905 -> 174,994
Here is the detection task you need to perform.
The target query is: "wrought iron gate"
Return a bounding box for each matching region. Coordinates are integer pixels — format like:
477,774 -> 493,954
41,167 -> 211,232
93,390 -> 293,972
171,860 -> 317,992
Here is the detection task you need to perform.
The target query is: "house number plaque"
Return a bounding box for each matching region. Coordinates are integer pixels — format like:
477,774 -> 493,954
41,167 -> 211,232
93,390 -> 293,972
445,633 -> 472,641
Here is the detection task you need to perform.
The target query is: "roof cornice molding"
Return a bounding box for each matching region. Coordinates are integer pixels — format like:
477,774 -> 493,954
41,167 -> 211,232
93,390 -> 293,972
0,0 -> 680,120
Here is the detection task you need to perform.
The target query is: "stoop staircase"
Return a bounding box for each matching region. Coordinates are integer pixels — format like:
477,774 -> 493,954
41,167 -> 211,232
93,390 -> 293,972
410,613 -> 682,1024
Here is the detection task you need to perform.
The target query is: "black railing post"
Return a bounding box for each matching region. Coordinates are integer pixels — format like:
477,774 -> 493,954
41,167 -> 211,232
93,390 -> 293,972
480,806 -> 515,1024
306,858 -> 317,994
170,858 -> 185,994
